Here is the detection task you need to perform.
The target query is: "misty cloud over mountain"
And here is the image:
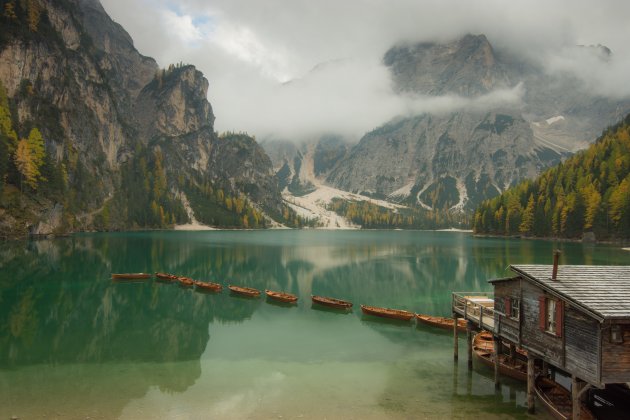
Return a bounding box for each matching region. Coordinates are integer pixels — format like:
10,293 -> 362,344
101,0 -> 630,140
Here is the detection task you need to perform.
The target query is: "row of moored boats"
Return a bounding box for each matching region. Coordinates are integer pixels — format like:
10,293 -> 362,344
111,273 -> 465,324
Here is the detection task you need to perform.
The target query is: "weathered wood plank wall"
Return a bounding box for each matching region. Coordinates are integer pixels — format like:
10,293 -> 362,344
565,306 -> 599,383
601,325 -> 630,383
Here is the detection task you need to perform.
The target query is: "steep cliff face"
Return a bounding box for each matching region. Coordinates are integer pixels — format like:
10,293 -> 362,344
327,112 -> 567,210
136,66 -> 214,142
0,0 -> 282,237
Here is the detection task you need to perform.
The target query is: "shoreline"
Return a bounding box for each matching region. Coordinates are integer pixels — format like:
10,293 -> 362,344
473,233 -> 630,247
9,229 -> 628,250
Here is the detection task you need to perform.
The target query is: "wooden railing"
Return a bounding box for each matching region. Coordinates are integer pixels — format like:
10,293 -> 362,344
452,292 -> 495,332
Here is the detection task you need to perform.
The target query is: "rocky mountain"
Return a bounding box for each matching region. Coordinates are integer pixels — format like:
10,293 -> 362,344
384,34 -> 512,97
0,0 -> 284,238
327,111 -> 565,210
325,34 -> 630,211
262,134 -> 348,196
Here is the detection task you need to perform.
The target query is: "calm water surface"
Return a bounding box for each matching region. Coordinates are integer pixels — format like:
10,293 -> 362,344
1,230 -> 628,419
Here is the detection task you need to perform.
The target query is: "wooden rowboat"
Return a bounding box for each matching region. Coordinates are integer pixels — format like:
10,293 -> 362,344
111,273 -> 151,280
472,331 -> 528,382
535,376 -> 595,420
416,314 -> 467,332
360,305 -> 414,321
177,276 -> 195,287
312,295 -> 353,310
228,285 -> 261,297
195,280 -> 222,292
155,272 -> 178,281
265,290 -> 298,303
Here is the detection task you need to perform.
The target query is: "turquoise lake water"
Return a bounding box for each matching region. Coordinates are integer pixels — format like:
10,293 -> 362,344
1,230 -> 628,419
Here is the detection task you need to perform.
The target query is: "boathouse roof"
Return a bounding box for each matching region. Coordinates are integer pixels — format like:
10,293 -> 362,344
495,265 -> 630,321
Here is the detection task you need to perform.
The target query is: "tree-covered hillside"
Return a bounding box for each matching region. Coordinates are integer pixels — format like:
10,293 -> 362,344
473,114 -> 630,241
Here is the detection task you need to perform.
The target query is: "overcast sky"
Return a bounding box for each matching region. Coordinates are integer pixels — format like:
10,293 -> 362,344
100,0 -> 630,141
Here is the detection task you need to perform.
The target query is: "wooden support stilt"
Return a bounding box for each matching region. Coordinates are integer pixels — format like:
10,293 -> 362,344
542,361 -> 549,378
466,321 -> 473,369
453,313 -> 459,361
572,375 -> 585,420
452,354 -> 459,397
527,355 -> 535,414
494,336 -> 501,389
466,367 -> 473,395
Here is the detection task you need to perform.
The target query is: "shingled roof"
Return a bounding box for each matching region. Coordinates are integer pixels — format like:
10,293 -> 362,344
507,265 -> 630,321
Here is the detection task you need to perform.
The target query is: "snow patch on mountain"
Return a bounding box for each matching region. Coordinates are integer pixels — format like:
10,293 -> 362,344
545,115 -> 565,125
388,181 -> 415,199
283,184 -> 407,229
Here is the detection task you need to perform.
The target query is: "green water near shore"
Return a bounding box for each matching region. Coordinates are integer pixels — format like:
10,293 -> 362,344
1,230 -> 627,419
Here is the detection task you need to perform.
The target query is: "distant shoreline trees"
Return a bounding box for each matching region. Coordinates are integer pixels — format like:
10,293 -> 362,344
327,198 -> 470,230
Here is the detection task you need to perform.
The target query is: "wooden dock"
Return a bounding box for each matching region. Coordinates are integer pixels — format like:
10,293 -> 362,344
451,292 -> 495,332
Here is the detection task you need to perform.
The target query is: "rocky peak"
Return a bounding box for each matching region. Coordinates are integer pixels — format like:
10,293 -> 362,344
383,33 -> 511,96
136,65 -> 214,139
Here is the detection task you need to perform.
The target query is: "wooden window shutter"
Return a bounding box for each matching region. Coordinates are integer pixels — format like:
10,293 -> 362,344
555,300 -> 564,338
504,297 -> 511,316
539,296 -> 546,330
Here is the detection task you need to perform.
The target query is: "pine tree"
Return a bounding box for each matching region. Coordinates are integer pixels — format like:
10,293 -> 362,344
0,82 -> 17,151
26,0 -> 41,32
609,177 -> 630,233
152,151 -> 167,200
3,1 -> 17,20
519,194 -> 535,234
15,139 -> 34,190
582,184 -> 601,230
26,128 -> 46,181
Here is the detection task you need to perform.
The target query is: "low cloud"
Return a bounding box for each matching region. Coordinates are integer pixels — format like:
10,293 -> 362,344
100,0 -> 630,141
544,45 -> 630,99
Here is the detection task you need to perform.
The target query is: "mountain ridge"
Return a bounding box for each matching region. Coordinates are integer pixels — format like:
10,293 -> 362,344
0,0 -> 288,238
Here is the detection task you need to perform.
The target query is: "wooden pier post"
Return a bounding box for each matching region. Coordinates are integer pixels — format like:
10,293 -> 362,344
466,321 -> 473,369
494,336 -> 501,389
572,375 -> 584,420
527,355 -> 535,414
453,313 -> 459,361
452,354 -> 459,397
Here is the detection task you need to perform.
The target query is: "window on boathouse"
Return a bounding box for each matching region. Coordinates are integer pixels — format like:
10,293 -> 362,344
504,297 -> 520,320
539,296 -> 563,337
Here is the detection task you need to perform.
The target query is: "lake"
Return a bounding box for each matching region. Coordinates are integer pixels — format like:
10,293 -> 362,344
1,230 -> 627,419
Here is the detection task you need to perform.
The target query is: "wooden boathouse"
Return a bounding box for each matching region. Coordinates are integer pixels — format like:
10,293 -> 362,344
452,255 -> 630,419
